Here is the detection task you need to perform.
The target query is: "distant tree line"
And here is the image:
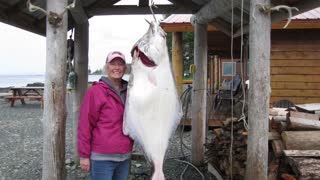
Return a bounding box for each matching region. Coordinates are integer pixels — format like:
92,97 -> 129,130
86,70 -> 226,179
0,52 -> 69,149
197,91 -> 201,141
166,32 -> 194,79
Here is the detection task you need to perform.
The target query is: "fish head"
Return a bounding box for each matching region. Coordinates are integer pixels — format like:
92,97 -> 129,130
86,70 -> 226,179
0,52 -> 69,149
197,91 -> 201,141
131,20 -> 168,68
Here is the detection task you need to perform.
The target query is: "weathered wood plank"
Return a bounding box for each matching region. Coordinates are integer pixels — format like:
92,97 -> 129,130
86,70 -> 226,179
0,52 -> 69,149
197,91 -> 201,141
290,111 -> 320,120
271,60 -> 320,67
281,131 -> 320,150
271,67 -> 320,75
42,0 -> 68,179
271,89 -> 320,97
245,0 -> 270,179
191,21 -> 207,166
284,150 -> 320,157
69,0 -> 88,24
271,75 -> 320,82
287,157 -> 320,179
288,117 -> 320,130
71,21 -> 89,165
271,82 -> 320,90
88,5 -> 191,16
271,51 -> 320,60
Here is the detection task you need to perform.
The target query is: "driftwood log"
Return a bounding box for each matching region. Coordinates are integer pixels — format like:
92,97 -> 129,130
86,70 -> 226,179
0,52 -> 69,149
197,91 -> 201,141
286,157 -> 320,179
281,131 -> 320,150
288,117 -> 320,130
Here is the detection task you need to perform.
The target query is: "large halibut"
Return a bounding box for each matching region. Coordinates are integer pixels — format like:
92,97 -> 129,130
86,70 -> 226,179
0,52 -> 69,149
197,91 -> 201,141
123,21 -> 182,180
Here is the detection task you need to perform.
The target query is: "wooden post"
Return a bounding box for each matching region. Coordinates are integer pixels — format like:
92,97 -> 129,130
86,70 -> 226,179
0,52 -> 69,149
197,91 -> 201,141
214,55 -> 219,93
191,21 -> 207,166
209,56 -> 214,94
218,57 -> 221,88
72,21 -> 89,164
42,0 -> 68,179
172,32 -> 183,96
245,0 -> 271,179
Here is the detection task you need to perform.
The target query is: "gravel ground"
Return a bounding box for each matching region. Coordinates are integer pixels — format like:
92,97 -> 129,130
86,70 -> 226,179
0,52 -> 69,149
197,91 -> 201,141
0,98 -> 215,180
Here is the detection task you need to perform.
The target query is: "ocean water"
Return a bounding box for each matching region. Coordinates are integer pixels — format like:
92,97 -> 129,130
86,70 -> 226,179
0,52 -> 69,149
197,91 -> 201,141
0,75 -> 106,88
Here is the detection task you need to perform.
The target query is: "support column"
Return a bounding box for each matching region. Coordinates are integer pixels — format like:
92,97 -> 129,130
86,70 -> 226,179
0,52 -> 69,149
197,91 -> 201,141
172,32 -> 183,96
191,21 -> 208,166
72,21 -> 89,164
245,0 -> 271,179
42,0 -> 68,179
214,55 -> 219,93
209,56 -> 214,94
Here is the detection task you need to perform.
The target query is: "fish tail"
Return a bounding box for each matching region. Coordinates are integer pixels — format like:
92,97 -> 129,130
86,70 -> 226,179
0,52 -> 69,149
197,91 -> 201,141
151,170 -> 165,180
152,160 -> 165,180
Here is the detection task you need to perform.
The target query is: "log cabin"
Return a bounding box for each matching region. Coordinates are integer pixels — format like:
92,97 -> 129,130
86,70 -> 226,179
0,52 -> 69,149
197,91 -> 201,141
161,7 -> 320,105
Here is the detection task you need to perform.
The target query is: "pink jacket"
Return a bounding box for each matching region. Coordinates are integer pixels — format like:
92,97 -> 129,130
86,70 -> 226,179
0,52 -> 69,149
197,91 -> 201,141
77,81 -> 133,158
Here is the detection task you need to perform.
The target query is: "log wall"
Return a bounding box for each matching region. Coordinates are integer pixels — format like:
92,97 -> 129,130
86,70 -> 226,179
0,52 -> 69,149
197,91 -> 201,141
270,29 -> 320,104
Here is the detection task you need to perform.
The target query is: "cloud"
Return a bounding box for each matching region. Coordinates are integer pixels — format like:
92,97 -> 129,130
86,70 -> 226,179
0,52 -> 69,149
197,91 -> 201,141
0,14 -> 164,75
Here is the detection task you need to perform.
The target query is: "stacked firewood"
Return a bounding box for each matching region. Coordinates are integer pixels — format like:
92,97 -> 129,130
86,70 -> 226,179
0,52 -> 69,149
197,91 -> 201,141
205,118 -> 248,180
269,106 -> 320,180
205,105 -> 320,180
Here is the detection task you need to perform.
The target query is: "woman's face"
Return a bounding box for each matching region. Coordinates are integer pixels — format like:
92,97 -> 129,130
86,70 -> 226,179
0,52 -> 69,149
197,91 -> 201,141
105,58 -> 126,80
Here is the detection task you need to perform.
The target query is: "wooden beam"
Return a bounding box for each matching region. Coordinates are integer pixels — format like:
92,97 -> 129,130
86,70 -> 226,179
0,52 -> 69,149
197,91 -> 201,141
234,0 -> 320,37
41,0 -> 68,179
245,0 -> 271,179
161,23 -> 217,32
3,0 -> 26,16
0,13 -> 45,36
88,5 -> 191,16
192,0 -> 241,24
208,18 -> 232,36
191,21 -> 207,166
139,0 -> 149,7
172,32 -> 183,96
72,21 -> 89,165
167,0 -> 201,13
69,0 -> 89,24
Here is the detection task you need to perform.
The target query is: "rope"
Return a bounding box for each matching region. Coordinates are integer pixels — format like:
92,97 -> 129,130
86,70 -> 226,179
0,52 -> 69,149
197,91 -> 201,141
238,0 -> 248,131
229,0 -> 235,178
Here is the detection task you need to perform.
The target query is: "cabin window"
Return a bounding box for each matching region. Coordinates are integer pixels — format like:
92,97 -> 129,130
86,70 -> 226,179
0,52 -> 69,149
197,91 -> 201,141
222,62 -> 236,76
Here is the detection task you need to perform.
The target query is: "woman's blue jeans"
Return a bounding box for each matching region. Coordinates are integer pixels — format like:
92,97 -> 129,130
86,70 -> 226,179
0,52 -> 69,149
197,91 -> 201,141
90,159 -> 130,180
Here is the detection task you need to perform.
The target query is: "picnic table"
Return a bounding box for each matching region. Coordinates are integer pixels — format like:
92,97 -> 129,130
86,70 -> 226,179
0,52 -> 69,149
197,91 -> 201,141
4,86 -> 44,107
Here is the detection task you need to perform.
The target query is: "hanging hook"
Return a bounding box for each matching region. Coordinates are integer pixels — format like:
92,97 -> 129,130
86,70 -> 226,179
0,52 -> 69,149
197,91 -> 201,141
149,0 -> 158,22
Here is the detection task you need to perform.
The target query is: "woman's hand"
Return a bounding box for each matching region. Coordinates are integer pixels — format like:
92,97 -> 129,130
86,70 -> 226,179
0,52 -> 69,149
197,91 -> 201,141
80,158 -> 90,172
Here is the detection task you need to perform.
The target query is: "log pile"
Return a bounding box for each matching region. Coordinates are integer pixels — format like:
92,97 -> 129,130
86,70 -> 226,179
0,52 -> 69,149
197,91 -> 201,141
205,104 -> 320,179
205,118 -> 248,179
269,107 -> 320,180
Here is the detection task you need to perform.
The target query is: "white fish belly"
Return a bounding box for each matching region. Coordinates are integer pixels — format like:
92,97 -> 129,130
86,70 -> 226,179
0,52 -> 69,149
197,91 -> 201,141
124,65 -> 181,162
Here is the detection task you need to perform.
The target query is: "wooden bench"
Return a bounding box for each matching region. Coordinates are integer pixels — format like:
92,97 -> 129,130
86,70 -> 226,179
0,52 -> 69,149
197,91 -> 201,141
4,95 -> 43,108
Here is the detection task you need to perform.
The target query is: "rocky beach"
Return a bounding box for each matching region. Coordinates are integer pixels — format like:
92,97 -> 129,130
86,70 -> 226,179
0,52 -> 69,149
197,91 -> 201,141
0,97 -> 214,180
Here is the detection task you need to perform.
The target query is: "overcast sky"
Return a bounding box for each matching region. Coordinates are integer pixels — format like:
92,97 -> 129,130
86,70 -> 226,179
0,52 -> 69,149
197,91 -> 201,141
0,0 -> 170,75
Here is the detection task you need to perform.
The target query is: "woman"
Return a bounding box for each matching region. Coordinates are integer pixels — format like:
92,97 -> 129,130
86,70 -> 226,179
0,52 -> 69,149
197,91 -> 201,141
77,51 -> 133,180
